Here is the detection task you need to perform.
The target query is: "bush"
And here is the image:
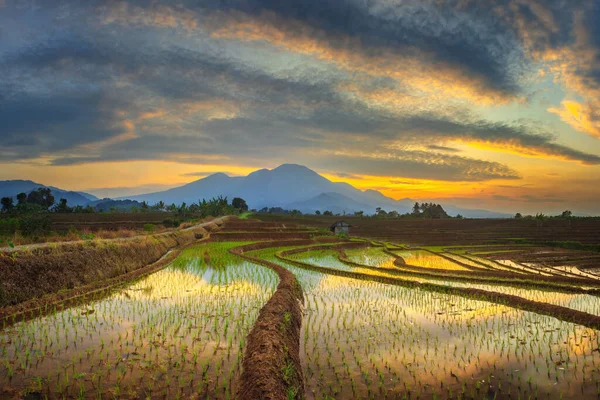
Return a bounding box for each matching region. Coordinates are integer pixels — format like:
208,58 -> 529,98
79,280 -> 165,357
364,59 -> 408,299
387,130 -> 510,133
19,215 -> 52,236
143,223 -> 156,233
163,219 -> 180,228
0,218 -> 20,236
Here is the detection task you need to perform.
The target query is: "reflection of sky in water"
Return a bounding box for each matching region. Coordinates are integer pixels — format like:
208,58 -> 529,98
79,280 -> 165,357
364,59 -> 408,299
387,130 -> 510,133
0,243 -> 277,399
256,247 -> 600,400
394,250 -> 471,271
324,247 -> 600,316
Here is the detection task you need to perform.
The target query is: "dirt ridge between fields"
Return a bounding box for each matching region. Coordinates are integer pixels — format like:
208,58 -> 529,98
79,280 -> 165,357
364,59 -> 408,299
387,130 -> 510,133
272,243 -> 600,330
0,217 -> 229,311
229,238 -> 348,400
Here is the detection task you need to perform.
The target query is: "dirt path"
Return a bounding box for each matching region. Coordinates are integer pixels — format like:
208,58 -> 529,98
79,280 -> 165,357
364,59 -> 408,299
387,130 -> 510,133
0,217 -> 229,253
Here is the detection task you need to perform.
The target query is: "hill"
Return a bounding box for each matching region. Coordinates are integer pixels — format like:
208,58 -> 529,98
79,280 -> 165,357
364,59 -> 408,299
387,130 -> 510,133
125,164 -> 508,218
0,180 -> 98,207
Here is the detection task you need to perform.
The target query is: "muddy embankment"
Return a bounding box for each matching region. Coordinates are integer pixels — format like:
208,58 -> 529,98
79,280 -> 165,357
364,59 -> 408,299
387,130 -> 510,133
274,243 -> 600,331
211,231 -> 322,242
0,218 -> 228,318
279,243 -> 600,295
230,238 -> 347,400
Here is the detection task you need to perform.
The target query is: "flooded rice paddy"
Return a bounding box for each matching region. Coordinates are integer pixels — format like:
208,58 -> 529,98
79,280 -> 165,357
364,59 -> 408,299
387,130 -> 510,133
2,240 -> 600,399
253,245 -> 600,400
0,242 -> 276,399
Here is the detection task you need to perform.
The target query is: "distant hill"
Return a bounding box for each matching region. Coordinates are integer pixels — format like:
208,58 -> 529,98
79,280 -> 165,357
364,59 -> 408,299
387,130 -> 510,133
124,164 -> 509,218
0,180 -> 98,207
87,198 -> 142,212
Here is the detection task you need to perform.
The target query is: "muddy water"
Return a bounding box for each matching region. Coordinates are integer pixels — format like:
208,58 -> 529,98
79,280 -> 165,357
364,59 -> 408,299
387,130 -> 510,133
256,248 -> 600,400
0,243 -> 277,399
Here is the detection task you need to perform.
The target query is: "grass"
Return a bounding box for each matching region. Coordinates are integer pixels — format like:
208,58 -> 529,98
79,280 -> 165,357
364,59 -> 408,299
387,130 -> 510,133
3,220 -> 600,399
249,243 -> 600,399
238,212 -> 253,220
0,240 -> 278,398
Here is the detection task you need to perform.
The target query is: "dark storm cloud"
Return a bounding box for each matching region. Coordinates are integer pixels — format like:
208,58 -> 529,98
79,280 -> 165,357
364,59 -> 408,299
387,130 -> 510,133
175,0 -> 526,96
0,87 -> 128,158
2,0 -> 600,181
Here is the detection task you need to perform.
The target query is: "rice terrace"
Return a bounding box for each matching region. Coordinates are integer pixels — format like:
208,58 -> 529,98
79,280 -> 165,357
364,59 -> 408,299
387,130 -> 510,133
2,210 -> 600,399
4,0 -> 600,399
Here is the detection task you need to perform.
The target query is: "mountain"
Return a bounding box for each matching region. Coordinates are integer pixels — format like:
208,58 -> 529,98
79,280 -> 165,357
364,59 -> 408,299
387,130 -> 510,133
124,164 -> 507,218
87,198 -> 142,212
0,180 -> 98,207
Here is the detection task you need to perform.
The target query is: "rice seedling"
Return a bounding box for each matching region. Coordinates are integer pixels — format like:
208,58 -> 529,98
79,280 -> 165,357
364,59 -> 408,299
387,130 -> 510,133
251,244 -> 600,400
0,241 -> 277,398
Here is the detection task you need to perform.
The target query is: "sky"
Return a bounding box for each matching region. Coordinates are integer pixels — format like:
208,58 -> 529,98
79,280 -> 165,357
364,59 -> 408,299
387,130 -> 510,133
2,0 -> 600,215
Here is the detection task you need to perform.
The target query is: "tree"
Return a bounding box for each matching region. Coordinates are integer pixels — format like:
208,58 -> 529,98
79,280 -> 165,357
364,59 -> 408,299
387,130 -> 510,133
514,213 -> 522,219
154,201 -> 165,211
419,203 -> 449,219
53,198 -> 72,213
178,202 -> 188,217
412,202 -> 420,215
140,201 -> 149,212
232,197 -> 249,212
354,210 -> 364,217
26,188 -> 55,208
560,210 -> 572,218
1,197 -> 13,213
315,210 -> 321,215
323,210 -> 333,216
456,214 -> 463,219
16,192 -> 27,205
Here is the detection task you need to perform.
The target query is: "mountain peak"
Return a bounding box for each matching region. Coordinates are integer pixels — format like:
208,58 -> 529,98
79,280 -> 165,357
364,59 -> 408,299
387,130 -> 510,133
202,172 -> 230,180
272,164 -> 316,174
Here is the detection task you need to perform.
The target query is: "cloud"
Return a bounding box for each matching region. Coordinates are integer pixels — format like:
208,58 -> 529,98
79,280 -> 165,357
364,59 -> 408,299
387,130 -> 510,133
520,194 -> 566,203
181,171 -> 235,177
1,0 -> 599,190
426,145 -> 460,153
549,100 -> 600,139
311,151 -> 521,182
332,172 -> 363,180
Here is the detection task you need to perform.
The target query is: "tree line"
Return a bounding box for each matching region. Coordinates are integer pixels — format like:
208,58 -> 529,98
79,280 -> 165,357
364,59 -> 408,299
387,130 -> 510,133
1,188 -> 249,218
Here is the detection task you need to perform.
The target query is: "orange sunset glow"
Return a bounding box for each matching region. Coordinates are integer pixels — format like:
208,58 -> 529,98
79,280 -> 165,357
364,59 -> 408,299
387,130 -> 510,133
1,0 -> 600,215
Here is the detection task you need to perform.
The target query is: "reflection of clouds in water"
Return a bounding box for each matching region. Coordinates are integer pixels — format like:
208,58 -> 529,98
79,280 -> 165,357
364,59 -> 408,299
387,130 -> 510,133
0,242 -> 278,398
395,250 -> 471,271
278,250 -> 600,398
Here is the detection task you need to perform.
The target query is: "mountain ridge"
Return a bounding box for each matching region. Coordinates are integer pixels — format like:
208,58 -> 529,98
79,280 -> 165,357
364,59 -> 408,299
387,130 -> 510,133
0,166 -> 512,217
121,164 -> 510,218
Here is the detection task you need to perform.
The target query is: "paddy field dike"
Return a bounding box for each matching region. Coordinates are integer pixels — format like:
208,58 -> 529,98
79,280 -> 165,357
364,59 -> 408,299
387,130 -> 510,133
2,216 -> 600,399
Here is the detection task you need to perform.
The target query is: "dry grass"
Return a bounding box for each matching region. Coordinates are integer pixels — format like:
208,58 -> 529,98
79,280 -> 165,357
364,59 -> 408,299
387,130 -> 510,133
5,227 -> 173,246
0,225 -> 213,307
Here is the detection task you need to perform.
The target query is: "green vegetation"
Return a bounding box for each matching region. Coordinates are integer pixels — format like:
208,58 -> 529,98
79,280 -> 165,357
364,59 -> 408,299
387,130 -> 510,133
0,241 -> 277,398
3,218 -> 600,399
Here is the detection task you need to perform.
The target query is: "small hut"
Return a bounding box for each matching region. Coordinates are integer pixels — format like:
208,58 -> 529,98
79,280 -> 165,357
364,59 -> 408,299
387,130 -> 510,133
329,221 -> 351,235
